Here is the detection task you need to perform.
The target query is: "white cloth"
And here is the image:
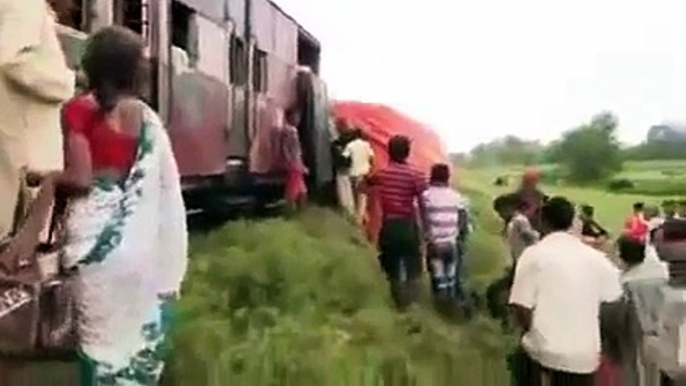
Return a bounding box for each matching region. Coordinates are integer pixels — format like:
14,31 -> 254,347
342,139 -> 374,177
63,104 -> 187,376
0,0 -> 74,236
509,232 -> 623,374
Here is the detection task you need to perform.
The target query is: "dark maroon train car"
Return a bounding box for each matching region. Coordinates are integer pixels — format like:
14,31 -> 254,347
55,0 -> 333,212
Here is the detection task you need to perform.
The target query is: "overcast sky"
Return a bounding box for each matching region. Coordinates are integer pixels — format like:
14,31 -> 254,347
274,0 -> 686,152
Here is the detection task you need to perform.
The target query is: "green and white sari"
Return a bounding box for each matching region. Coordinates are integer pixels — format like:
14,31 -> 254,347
63,103 -> 188,385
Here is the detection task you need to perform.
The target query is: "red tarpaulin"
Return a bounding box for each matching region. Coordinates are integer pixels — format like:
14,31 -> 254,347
333,101 -> 450,243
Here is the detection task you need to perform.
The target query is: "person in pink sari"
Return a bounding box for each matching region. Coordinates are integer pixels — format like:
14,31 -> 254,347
281,109 -> 307,210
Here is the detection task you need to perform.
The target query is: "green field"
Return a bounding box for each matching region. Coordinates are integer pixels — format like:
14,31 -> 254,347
461,160 -> 686,234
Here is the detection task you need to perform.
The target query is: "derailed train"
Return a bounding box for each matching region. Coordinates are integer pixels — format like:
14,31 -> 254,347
52,0 -> 334,212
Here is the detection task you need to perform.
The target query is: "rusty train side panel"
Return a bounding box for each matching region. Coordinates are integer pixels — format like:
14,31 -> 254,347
54,0 -> 331,209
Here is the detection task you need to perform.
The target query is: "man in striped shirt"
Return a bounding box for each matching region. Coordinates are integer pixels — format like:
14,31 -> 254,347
421,164 -> 471,303
366,135 -> 427,309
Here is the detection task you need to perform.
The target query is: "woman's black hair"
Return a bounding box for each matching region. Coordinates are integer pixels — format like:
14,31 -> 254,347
633,202 -> 645,212
388,135 -> 411,163
82,26 -> 144,113
617,236 -> 646,267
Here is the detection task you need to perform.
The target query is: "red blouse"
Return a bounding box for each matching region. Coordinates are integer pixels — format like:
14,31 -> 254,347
62,95 -> 138,173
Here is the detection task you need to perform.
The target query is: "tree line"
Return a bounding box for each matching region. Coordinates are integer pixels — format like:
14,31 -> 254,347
462,112 -> 686,182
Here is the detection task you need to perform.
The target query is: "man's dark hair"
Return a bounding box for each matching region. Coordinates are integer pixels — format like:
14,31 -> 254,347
541,196 -> 575,232
82,26 -> 145,113
617,236 -> 646,267
493,194 -> 509,213
581,205 -> 594,218
633,202 -> 645,212
430,164 -> 451,184
388,135 -> 411,163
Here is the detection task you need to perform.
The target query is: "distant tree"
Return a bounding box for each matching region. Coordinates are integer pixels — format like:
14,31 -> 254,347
555,112 -> 623,182
468,136 -> 545,167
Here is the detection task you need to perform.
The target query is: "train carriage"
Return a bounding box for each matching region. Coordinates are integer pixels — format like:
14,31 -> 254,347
52,0 -> 333,211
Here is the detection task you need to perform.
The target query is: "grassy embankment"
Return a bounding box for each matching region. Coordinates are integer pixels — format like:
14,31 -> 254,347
164,194 -> 514,385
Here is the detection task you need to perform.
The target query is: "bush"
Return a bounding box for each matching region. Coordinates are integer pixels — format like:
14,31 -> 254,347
607,178 -> 635,191
163,207 -> 514,385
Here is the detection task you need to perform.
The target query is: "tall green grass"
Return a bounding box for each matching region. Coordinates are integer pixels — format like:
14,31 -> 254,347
164,204 -> 513,386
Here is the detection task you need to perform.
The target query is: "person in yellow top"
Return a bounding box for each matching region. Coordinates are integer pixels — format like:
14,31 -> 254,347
0,0 -> 74,237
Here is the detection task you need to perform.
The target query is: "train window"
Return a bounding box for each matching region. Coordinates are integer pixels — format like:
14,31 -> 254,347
172,1 -> 198,67
230,36 -> 247,86
252,49 -> 268,93
49,0 -> 83,31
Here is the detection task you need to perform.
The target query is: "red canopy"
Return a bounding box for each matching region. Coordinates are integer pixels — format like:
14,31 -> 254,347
333,101 -> 450,243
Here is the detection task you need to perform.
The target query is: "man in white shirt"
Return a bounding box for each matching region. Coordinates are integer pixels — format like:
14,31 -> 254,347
509,196 -> 623,386
0,0 -> 74,237
342,128 -> 374,223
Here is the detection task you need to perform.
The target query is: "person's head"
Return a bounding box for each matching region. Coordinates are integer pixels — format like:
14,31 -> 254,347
580,205 -> 595,220
617,236 -> 646,268
82,26 -> 145,113
633,202 -> 645,214
678,200 -> 686,216
645,205 -> 660,221
429,164 -> 451,186
388,135 -> 411,163
521,168 -> 541,189
662,200 -> 677,217
541,196 -> 575,233
353,128 -> 364,140
285,109 -> 301,126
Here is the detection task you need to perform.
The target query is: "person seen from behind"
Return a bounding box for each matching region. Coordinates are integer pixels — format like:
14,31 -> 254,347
366,135 -> 427,309
516,168 -> 547,232
579,205 -> 609,249
59,26 -> 188,385
282,109 -> 308,211
509,196 -> 623,386
662,200 -> 678,220
342,128 -> 374,224
678,199 -> 686,218
506,193 -> 540,263
420,163 -> 471,307
0,0 -> 75,237
623,202 -> 648,243
331,119 -> 355,217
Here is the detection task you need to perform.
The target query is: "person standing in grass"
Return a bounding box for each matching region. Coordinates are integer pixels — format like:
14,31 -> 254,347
365,135 -> 427,309
420,163 -> 470,305
677,199 -> 686,218
506,194 -> 540,263
579,205 -> 610,249
623,202 -> 648,243
662,200 -> 678,220
509,197 -> 623,386
342,128 -> 374,224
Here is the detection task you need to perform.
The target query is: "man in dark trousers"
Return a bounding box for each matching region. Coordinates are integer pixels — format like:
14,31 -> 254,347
365,135 -> 427,309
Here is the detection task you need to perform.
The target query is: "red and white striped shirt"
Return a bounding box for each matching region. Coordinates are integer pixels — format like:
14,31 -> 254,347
368,162 -> 427,219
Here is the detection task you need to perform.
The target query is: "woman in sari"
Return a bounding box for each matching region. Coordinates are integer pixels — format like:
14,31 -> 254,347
58,26 -> 188,385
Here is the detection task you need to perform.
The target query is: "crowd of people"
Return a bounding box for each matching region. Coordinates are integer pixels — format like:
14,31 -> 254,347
490,171 -> 686,386
0,2 -> 189,384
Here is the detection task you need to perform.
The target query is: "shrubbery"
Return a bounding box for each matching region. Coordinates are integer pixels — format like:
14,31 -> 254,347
163,205 -> 513,385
